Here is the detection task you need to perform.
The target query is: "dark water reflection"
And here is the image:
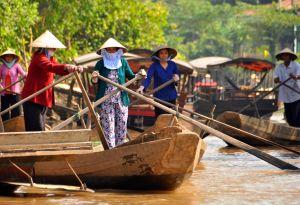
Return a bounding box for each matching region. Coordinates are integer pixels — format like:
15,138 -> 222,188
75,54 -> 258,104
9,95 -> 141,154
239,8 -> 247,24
1,136 -> 299,205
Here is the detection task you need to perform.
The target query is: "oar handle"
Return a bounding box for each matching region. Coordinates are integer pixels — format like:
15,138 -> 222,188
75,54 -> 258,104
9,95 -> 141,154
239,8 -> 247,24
0,73 -> 74,116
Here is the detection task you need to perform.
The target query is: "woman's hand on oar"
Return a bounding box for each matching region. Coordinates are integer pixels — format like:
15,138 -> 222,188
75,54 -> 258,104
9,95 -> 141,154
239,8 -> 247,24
65,65 -> 84,73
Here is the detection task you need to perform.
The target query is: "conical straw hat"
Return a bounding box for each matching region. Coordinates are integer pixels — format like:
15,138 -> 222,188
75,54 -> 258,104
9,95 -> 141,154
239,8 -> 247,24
275,48 -> 297,61
30,30 -> 66,48
151,45 -> 177,59
0,48 -> 20,62
96,38 -> 127,55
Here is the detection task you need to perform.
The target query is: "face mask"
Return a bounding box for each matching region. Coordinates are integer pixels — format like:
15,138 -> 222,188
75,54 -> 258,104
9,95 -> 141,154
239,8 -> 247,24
45,49 -> 55,59
48,50 -> 55,58
3,59 -> 16,69
101,49 -> 123,69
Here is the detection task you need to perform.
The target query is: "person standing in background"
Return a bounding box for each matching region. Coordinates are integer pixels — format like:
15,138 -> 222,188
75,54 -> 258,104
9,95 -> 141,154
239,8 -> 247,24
137,46 -> 179,118
273,48 -> 300,127
0,49 -> 26,121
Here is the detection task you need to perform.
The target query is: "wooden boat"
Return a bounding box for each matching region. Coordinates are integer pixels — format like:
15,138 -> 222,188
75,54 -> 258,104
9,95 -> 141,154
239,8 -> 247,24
0,115 -> 206,190
193,58 -> 278,118
212,111 -> 300,146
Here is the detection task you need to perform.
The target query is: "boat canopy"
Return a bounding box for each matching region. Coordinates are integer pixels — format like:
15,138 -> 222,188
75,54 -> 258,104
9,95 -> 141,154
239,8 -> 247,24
207,57 -> 275,72
189,56 -> 231,72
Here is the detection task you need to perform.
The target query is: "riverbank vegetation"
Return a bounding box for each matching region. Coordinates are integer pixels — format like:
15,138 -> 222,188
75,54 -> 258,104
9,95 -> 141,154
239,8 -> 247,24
1,0 -> 299,67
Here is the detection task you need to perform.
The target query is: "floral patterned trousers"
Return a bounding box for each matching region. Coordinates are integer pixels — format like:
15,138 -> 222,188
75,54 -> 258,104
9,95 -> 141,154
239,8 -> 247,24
99,100 -> 128,149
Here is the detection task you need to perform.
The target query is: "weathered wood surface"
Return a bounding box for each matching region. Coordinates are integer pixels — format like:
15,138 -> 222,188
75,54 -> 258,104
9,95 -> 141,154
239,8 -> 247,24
0,142 -> 92,153
2,116 -> 25,132
0,110 -> 206,190
0,129 -> 92,146
214,111 -> 300,146
32,131 -> 201,190
0,131 -> 202,190
126,114 -> 207,161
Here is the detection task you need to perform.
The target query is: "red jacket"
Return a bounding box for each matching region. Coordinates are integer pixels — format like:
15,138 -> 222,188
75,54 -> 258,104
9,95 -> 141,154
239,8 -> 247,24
21,52 -> 68,108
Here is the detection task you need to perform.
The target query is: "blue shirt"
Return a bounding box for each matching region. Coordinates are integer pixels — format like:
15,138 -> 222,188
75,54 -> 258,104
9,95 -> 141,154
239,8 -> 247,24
143,61 -> 178,101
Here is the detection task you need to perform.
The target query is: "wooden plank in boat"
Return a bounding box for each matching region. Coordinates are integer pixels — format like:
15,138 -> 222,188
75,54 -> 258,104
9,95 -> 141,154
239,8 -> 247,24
0,147 -> 97,160
0,142 -> 93,153
0,129 -> 93,145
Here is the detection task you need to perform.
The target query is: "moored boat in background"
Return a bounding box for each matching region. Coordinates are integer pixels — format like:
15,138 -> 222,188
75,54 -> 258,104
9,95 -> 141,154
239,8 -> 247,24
193,58 -> 278,118
212,111 -> 300,146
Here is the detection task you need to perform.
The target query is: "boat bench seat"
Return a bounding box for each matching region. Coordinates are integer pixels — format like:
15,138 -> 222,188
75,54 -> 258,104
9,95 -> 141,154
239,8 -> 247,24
0,141 -> 93,153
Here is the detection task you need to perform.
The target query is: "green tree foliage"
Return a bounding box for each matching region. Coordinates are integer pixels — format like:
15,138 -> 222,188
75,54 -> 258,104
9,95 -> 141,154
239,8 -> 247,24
244,3 -> 300,60
1,0 -> 168,64
166,0 -> 251,59
0,0 -> 39,66
165,0 -> 300,61
2,0 -> 300,64
34,0 -> 168,62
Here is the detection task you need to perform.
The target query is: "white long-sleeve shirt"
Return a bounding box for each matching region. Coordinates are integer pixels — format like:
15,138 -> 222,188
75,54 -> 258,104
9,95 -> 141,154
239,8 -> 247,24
273,61 -> 300,103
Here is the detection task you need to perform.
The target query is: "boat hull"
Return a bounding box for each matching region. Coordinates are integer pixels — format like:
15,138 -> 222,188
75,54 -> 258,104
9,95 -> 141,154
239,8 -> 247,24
0,130 -> 204,190
193,99 -> 278,118
212,111 -> 300,146
34,173 -> 192,190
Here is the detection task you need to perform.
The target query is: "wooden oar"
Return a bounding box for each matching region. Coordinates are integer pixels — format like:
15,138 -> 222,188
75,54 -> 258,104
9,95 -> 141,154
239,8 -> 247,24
126,79 -> 176,135
142,93 -> 300,156
238,77 -> 292,114
74,72 -> 109,150
97,74 -> 299,170
51,74 -> 143,131
1,90 -> 20,95
3,181 -> 94,193
281,82 -> 300,95
0,77 -> 25,94
76,104 -> 86,129
0,73 -> 74,117
130,79 -> 175,105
